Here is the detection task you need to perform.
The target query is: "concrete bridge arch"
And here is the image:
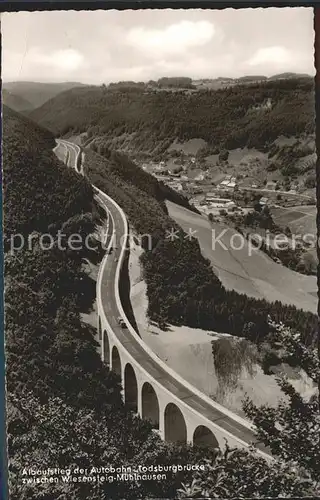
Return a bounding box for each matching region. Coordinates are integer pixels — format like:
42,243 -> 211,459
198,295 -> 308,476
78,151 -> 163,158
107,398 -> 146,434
193,425 -> 220,450
103,330 -> 110,367
111,345 -> 121,376
164,402 -> 187,444
98,317 -> 102,341
124,363 -> 138,412
141,382 -> 160,429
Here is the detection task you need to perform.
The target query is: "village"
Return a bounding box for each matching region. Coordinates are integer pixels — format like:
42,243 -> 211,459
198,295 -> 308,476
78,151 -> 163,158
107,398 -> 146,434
141,153 -> 315,218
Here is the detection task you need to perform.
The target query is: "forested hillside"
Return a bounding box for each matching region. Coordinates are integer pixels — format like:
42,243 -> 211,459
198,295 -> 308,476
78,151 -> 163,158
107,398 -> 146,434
3,106 -> 93,239
30,77 -> 314,155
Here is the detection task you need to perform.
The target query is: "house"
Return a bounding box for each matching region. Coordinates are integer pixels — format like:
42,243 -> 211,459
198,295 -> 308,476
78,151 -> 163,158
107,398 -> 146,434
195,173 -> 205,181
169,182 -> 183,191
188,169 -> 205,182
259,197 -> 269,206
266,181 -> 277,190
188,184 -> 203,194
206,192 -> 219,201
168,165 -> 183,176
206,194 -> 235,208
219,179 -> 236,190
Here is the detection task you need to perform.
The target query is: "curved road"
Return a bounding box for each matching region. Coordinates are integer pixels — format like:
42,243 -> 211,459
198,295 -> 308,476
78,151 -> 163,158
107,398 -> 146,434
59,139 -> 80,171
56,140 -> 271,458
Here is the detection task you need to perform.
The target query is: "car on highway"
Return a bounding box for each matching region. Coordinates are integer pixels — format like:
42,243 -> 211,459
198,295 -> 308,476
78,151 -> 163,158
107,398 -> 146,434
108,247 -> 113,254
117,316 -> 126,328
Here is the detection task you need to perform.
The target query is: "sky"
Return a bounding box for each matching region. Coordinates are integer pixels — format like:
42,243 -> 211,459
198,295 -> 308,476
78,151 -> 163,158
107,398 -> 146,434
1,8 -> 315,84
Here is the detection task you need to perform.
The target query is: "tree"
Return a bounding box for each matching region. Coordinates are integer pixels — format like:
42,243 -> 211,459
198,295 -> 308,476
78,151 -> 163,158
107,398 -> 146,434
305,174 -> 316,189
218,149 -> 229,162
7,390 -> 167,500
253,201 -> 262,212
177,444 -> 315,499
300,252 -> 317,274
243,321 -> 320,486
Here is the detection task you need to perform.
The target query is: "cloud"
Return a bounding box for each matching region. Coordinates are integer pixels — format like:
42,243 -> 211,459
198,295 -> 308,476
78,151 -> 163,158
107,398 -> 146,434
29,48 -> 85,71
2,47 -> 86,82
2,9 -> 314,82
247,46 -> 293,67
126,20 -> 215,57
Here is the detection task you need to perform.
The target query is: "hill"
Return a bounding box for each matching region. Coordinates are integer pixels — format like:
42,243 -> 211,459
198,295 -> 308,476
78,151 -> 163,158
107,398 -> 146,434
268,72 -> 312,80
3,105 -> 93,238
3,81 -> 88,109
237,75 -> 267,82
2,89 -> 33,112
29,77 -> 314,156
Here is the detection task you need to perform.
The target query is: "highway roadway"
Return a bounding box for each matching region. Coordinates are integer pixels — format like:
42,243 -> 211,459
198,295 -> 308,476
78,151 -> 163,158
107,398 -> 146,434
57,139 -> 271,457
57,139 -> 80,171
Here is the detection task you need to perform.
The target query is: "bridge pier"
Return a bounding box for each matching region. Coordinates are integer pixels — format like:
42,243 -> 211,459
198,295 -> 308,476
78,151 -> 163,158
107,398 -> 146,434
137,379 -> 143,417
158,403 -> 165,440
187,423 -> 195,445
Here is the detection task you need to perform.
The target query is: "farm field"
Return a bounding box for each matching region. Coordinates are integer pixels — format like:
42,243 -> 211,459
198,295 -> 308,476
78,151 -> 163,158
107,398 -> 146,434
272,205 -> 316,235
167,201 -> 317,313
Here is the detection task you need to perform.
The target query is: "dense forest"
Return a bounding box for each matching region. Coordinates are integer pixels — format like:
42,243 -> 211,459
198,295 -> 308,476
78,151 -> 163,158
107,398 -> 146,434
3,106 -> 93,240
29,77 -> 314,155
83,147 -> 317,346
3,105 -> 319,498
